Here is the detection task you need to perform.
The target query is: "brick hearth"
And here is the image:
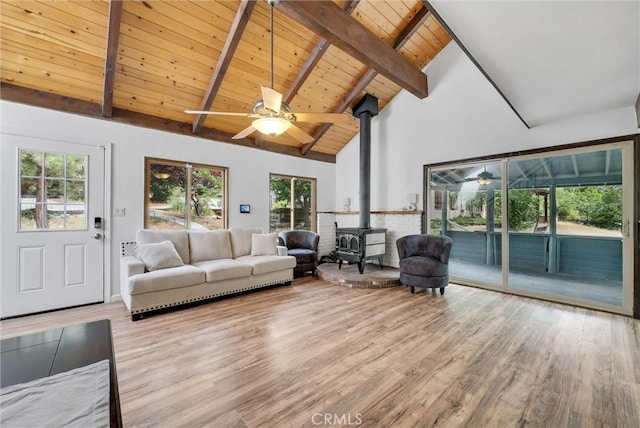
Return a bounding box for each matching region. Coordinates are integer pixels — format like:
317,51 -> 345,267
316,262 -> 402,289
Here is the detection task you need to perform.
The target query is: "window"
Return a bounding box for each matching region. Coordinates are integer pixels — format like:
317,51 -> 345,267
269,174 -> 316,232
144,158 -> 227,230
19,150 -> 87,230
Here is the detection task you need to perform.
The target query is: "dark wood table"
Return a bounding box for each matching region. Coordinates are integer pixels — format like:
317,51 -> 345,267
0,319 -> 123,427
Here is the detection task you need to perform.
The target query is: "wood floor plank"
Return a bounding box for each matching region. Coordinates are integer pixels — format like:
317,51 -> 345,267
1,279 -> 639,427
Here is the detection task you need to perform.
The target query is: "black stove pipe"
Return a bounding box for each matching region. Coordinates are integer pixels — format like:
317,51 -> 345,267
352,94 -> 379,229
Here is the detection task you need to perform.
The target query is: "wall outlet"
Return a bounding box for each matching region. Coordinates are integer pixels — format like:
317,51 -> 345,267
114,208 -> 126,217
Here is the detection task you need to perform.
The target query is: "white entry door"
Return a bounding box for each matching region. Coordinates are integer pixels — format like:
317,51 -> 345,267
1,135 -> 105,318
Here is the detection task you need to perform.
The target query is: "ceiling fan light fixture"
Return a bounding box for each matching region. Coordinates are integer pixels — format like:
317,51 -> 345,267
476,170 -> 493,185
153,172 -> 170,180
252,117 -> 291,136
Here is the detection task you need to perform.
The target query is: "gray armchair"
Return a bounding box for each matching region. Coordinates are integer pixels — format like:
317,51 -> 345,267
278,230 -> 320,277
396,234 -> 453,295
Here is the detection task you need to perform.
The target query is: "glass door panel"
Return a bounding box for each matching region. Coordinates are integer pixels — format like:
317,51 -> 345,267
506,148 -> 624,307
428,161 -> 503,288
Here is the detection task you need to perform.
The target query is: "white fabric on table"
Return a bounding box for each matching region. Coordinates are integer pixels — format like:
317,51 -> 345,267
0,359 -> 110,428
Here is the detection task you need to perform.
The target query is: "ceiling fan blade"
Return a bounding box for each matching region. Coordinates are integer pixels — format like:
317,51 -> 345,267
232,125 -> 257,140
261,86 -> 283,112
293,112 -> 356,124
184,110 -> 256,117
286,124 -> 315,145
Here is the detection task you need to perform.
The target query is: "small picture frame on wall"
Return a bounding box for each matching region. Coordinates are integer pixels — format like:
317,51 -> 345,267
240,204 -> 251,214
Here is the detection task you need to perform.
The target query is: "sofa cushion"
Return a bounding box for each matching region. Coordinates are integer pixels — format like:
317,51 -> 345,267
134,240 -> 184,271
127,265 -> 205,295
399,256 -> 448,277
136,229 -> 190,264
250,233 -> 278,256
192,259 -> 253,283
229,227 -> 263,259
236,255 -> 296,275
189,230 -> 232,263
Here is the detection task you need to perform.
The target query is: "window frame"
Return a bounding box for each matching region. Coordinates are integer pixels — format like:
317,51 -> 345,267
269,173 -> 317,233
424,138 -> 634,315
144,157 -> 228,230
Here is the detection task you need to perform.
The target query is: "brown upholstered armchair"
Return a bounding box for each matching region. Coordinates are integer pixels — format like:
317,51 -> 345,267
278,230 -> 320,277
396,234 -> 453,295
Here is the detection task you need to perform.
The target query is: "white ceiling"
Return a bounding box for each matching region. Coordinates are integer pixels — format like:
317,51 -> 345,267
430,0 -> 640,127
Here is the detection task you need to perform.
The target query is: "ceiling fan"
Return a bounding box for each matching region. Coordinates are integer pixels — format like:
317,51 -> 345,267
476,167 -> 495,185
459,166 -> 501,185
185,0 -> 354,144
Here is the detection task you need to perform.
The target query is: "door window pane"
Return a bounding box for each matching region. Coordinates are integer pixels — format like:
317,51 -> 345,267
19,150 -> 87,230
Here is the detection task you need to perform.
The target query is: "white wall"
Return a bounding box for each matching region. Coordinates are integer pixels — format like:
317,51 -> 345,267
336,42 -> 639,212
0,101 -> 336,300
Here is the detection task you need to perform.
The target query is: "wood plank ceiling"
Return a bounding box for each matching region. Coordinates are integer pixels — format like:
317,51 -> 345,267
0,0 -> 450,162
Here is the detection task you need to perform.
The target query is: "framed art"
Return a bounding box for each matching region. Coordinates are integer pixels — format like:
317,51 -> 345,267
240,204 -> 250,213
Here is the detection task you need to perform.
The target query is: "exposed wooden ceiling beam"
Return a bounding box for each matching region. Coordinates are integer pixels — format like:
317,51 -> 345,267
283,0 -> 360,104
423,1 -> 530,129
302,5 -> 431,155
102,0 -> 123,118
276,0 -> 428,99
192,0 -> 257,135
1,83 -> 103,116
255,0 -> 360,147
0,83 -> 335,163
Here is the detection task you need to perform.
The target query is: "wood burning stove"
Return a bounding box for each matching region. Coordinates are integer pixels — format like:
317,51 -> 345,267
335,227 -> 386,274
334,94 -> 386,274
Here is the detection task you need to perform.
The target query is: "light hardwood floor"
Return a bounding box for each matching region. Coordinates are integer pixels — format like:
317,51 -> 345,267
1,279 -> 639,427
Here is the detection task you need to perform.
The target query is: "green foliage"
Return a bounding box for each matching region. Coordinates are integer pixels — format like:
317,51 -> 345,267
270,176 -> 313,230
270,177 -> 311,207
557,186 -> 621,230
451,216 -> 486,226
506,190 -> 538,230
149,179 -> 173,203
170,189 -> 185,213
446,185 -> 622,233
191,168 -> 221,217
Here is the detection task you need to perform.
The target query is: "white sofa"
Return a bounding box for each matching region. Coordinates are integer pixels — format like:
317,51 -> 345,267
120,227 -> 296,320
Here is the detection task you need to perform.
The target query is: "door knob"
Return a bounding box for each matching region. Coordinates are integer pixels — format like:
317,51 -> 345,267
91,233 -> 103,240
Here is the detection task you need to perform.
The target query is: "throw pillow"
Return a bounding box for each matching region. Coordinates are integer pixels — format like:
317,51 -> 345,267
134,240 -> 184,271
250,233 -> 278,256
136,229 -> 190,264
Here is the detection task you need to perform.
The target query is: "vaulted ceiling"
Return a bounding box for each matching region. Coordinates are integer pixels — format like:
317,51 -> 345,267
0,0 -> 451,162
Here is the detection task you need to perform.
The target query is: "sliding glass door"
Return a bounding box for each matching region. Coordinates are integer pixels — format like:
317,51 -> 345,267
427,141 -> 634,314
